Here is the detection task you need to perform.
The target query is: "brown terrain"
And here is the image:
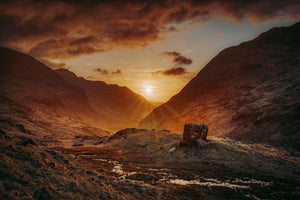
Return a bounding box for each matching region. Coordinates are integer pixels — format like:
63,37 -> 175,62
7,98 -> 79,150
140,22 -> 300,151
0,47 -> 154,132
0,22 -> 300,199
55,69 -> 154,130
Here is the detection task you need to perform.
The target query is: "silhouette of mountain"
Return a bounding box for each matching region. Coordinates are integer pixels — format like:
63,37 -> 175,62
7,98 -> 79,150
0,46 -> 94,117
0,47 -> 153,131
140,22 -> 300,150
55,68 -> 154,129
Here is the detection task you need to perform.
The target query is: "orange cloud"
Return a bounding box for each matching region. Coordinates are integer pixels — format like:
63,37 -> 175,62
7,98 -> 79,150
94,68 -> 109,75
162,51 -> 193,65
112,69 -> 122,75
0,0 -> 298,61
153,67 -> 187,76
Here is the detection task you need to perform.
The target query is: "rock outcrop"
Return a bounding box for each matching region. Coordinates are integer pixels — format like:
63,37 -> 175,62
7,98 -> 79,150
183,123 -> 208,146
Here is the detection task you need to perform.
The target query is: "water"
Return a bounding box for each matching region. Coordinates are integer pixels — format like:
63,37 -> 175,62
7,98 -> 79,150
92,158 -> 272,190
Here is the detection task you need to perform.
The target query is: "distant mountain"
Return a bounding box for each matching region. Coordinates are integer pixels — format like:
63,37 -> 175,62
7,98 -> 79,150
0,46 -> 95,118
140,22 -> 300,150
55,68 -> 154,129
0,47 -> 154,132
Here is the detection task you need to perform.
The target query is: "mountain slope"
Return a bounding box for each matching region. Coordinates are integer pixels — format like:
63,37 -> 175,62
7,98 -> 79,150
55,69 -> 154,130
140,22 -> 300,150
0,47 -> 94,117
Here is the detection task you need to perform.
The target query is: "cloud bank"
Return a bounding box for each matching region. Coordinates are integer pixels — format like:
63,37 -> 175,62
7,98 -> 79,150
0,0 -> 298,61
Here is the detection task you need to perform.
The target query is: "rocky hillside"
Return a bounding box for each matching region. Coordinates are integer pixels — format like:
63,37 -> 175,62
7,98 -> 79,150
55,69 -> 154,129
0,47 -> 96,119
140,22 -> 300,150
1,124 -> 299,199
0,47 -> 154,131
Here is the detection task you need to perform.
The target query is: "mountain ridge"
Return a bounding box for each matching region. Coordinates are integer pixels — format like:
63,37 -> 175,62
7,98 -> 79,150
55,68 -> 154,130
139,22 -> 300,150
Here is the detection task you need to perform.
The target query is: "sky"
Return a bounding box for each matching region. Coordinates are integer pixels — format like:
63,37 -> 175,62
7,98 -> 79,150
0,0 -> 299,102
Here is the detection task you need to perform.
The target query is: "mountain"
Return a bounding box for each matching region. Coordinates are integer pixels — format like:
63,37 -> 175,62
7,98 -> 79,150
55,68 -> 154,130
140,22 -> 300,150
0,46 -> 95,117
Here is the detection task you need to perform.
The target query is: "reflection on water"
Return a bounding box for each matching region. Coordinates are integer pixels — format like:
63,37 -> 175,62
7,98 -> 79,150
94,159 -> 137,179
161,179 -> 250,189
92,158 -> 272,190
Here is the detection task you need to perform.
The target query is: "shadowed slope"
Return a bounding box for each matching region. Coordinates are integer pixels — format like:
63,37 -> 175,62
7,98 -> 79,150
0,47 -> 94,116
140,22 -> 300,150
55,69 -> 154,130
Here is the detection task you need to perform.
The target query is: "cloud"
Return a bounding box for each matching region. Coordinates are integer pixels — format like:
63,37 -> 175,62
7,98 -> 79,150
153,67 -> 187,76
112,69 -> 122,75
0,0 -> 298,61
94,68 -> 109,75
162,51 -> 193,65
39,59 -> 67,69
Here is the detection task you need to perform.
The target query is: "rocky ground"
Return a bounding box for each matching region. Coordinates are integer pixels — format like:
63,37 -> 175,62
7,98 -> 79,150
1,118 -> 299,199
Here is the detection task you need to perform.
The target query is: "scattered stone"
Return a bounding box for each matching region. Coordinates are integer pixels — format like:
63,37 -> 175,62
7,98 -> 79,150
169,147 -> 176,153
289,157 -> 296,161
183,123 -> 208,145
16,136 -> 36,146
138,142 -> 148,148
72,142 -> 83,146
225,137 -> 235,142
86,170 -> 97,176
196,139 -> 211,147
108,128 -> 139,141
33,187 -> 52,200
162,129 -> 170,132
93,136 -> 108,145
15,124 -> 26,133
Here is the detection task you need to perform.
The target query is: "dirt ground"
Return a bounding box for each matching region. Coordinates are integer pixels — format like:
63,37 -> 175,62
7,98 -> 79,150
1,115 -> 299,199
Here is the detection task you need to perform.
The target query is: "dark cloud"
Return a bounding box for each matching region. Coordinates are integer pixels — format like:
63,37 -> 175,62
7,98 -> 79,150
163,51 -> 193,65
94,68 -> 102,72
112,69 -> 122,75
153,67 -> 187,76
0,0 -> 298,61
101,69 -> 109,75
94,68 -> 109,75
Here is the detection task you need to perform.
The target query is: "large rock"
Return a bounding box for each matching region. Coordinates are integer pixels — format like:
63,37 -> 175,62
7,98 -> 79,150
183,123 -> 208,145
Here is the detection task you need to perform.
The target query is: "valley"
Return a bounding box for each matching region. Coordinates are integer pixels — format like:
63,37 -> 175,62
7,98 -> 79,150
0,21 -> 299,199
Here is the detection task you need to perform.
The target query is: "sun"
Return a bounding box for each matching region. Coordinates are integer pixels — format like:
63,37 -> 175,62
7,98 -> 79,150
143,85 -> 153,95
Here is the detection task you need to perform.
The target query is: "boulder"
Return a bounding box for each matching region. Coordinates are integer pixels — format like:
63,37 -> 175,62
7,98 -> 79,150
183,123 -> 208,145
72,142 -> 83,146
168,147 -> 176,153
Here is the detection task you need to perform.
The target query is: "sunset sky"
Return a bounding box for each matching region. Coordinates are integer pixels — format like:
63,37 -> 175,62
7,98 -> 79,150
0,0 -> 299,102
